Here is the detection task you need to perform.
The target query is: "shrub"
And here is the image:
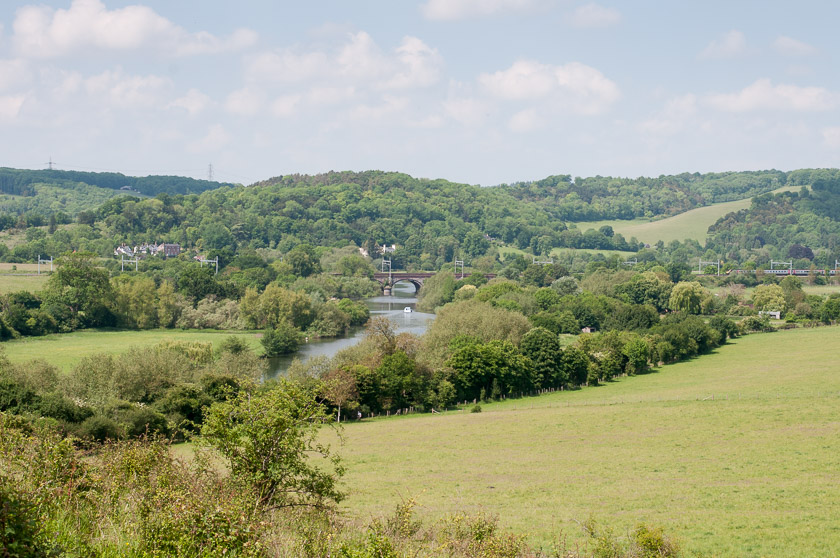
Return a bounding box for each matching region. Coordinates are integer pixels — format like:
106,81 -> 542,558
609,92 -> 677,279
738,315 -> 774,334
634,523 -> 680,557
470,404 -> 482,413
0,476 -> 49,558
261,321 -> 303,357
36,391 -> 93,424
216,335 -> 251,356
201,380 -> 345,509
78,415 -> 122,442
110,403 -> 170,438
153,385 -> 212,434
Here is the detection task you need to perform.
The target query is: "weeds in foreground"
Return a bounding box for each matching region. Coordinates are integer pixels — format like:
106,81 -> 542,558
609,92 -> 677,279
0,412 -> 682,557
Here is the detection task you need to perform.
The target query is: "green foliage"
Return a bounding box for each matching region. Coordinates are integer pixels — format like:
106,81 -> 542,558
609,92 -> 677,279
78,415 -> 123,442
201,380 -> 345,509
376,351 -> 428,411
668,281 -> 707,314
752,284 -> 786,312
520,327 -> 563,387
43,251 -> 114,328
261,321 -> 303,356
217,335 -> 251,356
421,299 -> 531,368
240,284 -> 314,330
416,271 -> 457,312
446,339 -> 534,401
310,301 -> 352,337
634,523 -> 681,557
551,275 -> 581,296
0,476 -> 50,558
615,271 -> 672,312
337,298 -> 370,326
738,315 -> 774,334
177,264 -> 221,301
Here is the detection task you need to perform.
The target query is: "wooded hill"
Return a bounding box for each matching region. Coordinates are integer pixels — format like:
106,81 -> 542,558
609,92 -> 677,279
706,172 -> 840,263
503,169 -> 789,221
0,168 -> 233,197
0,168 -> 234,218
1,167 -> 840,267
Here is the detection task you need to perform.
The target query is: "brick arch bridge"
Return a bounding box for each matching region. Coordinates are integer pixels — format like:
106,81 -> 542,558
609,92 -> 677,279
372,272 -> 496,295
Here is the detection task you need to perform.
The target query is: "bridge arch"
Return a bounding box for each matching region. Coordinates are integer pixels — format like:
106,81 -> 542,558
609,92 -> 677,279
370,271 -> 496,295
390,277 -> 423,293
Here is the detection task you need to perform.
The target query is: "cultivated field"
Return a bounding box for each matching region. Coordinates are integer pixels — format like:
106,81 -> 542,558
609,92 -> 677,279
331,327 -> 840,556
0,329 -> 263,371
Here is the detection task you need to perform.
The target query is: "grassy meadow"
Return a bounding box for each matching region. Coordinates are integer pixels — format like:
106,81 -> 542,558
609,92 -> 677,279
0,262 -> 53,293
330,327 -> 840,556
572,196 -> 755,245
0,273 -> 49,293
1,328 -> 263,371
573,185 -> 802,245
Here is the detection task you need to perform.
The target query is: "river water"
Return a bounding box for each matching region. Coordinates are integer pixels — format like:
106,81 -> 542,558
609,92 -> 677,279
268,282 -> 435,376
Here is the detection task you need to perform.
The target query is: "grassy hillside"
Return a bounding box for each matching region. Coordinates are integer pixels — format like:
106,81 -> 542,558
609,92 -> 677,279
331,327 -> 840,556
573,185 -> 802,245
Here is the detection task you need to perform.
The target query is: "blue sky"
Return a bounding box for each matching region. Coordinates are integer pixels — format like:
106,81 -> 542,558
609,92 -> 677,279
1,0 -> 839,186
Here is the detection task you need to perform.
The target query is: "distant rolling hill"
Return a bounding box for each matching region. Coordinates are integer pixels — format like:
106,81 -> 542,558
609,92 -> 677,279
0,167 -> 234,217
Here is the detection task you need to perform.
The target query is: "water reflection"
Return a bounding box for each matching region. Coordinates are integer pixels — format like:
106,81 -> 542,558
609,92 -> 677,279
267,283 -> 434,377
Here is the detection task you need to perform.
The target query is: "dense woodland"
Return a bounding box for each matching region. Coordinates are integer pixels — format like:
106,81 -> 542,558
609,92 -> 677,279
504,169 -> 788,220
0,168 -> 833,270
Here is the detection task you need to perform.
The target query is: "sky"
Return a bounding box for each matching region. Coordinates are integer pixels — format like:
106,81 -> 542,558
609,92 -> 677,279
1,0 -> 839,186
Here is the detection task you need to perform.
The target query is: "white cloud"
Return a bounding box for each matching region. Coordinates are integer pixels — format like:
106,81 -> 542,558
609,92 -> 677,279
308,85 -> 356,106
706,79 -> 836,112
480,59 -> 620,114
443,89 -> 493,127
822,127 -> 840,149
508,108 -> 541,132
246,33 -> 442,92
168,89 -> 212,116
246,50 -> 331,84
480,60 -> 556,100
0,58 -> 31,91
270,95 -> 301,118
0,95 -> 25,120
569,3 -> 621,28
12,0 -> 257,58
337,32 -> 389,80
698,30 -> 747,60
774,36 -> 818,57
225,87 -> 265,116
640,94 -> 698,136
383,36 -> 442,89
348,95 -> 410,121
189,124 -> 230,153
84,68 -> 171,108
421,0 -> 537,21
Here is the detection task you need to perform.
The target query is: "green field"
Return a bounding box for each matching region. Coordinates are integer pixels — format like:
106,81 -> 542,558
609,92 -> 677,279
0,273 -> 49,293
573,185 -> 801,245
1,329 -> 263,371
331,327 -> 840,556
573,197 -> 754,245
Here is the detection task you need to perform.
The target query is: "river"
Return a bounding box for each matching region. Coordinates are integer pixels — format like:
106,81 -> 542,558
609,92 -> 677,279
268,282 -> 435,376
